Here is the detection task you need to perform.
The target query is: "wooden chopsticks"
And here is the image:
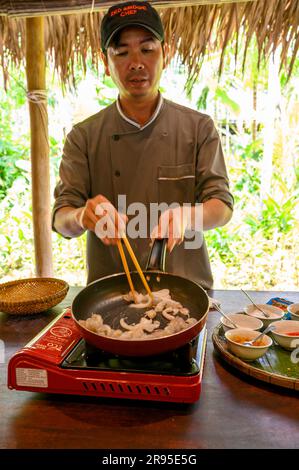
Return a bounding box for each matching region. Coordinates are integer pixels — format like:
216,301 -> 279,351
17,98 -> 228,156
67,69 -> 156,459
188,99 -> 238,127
116,236 -> 153,303
116,239 -> 137,304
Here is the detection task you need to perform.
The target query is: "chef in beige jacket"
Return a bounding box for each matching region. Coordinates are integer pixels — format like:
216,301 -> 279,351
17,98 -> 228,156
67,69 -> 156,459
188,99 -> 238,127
52,1 -> 233,289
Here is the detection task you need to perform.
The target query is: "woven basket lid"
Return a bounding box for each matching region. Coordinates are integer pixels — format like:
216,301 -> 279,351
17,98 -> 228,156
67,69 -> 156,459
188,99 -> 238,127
0,277 -> 69,314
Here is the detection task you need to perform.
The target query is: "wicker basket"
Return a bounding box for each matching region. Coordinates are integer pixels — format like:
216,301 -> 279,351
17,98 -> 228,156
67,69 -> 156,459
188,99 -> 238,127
0,278 -> 69,315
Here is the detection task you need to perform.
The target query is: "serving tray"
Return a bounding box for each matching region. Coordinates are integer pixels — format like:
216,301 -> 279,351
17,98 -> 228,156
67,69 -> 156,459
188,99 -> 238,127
212,323 -> 299,391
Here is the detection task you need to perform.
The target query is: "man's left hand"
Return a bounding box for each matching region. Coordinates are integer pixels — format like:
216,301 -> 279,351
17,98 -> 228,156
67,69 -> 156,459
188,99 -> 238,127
150,206 -> 191,252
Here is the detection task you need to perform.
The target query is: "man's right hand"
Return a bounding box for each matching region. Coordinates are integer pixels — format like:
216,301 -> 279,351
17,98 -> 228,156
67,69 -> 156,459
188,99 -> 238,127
79,195 -> 127,245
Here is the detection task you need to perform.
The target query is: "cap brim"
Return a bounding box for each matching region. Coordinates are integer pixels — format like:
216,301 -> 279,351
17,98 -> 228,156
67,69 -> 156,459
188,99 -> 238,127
104,22 -> 163,50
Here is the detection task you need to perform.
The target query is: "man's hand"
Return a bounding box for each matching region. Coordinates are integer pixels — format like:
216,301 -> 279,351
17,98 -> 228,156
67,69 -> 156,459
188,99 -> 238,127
93,196 -> 127,245
150,199 -> 232,253
54,195 -> 127,244
80,195 -> 127,245
150,206 -> 192,253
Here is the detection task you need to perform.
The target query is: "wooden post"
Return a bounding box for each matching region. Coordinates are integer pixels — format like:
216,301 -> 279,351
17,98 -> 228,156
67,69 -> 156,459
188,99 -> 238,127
26,17 -> 53,277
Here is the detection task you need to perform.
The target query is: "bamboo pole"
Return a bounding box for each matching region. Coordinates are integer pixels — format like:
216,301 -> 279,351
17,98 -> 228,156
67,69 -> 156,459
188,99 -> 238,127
26,17 -> 53,277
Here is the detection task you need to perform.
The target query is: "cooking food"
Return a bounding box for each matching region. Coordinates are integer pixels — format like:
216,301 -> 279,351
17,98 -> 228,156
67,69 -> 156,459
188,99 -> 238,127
79,289 -> 197,340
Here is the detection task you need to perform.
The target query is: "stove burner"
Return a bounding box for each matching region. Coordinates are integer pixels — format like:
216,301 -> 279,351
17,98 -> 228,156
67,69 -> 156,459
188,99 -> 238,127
62,336 -> 200,376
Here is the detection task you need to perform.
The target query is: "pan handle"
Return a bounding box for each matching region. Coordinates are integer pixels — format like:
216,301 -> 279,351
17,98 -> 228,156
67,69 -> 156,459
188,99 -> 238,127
145,238 -> 167,272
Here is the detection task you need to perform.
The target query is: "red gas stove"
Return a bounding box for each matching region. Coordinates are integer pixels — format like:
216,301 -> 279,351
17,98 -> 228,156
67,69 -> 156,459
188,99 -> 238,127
7,309 -> 207,403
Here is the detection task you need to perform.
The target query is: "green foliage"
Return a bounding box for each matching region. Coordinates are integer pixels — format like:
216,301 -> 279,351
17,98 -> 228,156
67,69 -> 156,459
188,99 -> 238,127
240,139 -> 263,162
95,73 -> 117,107
196,86 -> 209,110
214,86 -> 240,115
245,191 -> 298,238
232,140 -> 263,202
0,76 -> 30,200
280,56 -> 299,90
205,226 -> 239,265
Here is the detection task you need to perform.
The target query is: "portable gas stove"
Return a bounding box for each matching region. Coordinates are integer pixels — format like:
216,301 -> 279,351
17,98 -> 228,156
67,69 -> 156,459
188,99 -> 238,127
8,308 -> 207,403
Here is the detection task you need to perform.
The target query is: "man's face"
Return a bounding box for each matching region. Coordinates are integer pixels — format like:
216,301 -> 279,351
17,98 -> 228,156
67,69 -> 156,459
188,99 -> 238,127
102,26 -> 166,101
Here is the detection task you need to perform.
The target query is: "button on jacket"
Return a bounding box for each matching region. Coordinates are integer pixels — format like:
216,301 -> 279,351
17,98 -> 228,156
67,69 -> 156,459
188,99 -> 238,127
52,98 -> 234,288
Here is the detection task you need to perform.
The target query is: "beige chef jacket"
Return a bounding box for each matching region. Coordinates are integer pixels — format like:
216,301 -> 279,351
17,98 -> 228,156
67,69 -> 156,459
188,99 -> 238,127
52,98 -> 234,289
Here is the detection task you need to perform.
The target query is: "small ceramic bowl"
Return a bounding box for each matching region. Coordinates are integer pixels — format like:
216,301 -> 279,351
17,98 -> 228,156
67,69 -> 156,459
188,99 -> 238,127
243,304 -> 284,328
287,303 -> 299,321
225,327 -> 272,361
221,313 -> 263,333
271,320 -> 299,350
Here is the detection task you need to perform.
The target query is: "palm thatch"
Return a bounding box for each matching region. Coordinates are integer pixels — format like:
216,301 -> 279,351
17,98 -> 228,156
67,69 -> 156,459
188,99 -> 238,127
0,0 -> 298,88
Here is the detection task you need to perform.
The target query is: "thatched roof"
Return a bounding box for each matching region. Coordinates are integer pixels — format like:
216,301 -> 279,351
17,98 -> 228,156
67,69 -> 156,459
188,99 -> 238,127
1,0 -> 299,88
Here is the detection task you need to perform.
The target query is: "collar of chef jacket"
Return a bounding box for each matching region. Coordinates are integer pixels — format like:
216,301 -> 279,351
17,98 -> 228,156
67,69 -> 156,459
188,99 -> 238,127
116,93 -> 164,130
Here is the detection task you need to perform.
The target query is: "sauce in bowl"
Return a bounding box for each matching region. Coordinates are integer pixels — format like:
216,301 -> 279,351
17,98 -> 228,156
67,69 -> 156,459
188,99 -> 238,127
232,335 -> 267,347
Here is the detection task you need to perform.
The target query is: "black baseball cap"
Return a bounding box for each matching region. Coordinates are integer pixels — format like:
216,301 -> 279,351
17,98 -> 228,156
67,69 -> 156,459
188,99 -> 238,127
101,1 -> 164,52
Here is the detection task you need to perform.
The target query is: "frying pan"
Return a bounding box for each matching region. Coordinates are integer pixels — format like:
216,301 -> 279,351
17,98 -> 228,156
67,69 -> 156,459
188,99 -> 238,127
71,239 -> 209,356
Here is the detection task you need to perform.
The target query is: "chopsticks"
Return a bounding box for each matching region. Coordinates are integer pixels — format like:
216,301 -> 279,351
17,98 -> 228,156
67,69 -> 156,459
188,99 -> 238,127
117,236 -> 153,303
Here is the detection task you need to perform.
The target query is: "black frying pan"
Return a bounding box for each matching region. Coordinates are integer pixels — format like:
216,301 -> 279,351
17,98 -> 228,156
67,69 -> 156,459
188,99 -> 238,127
71,239 -> 209,356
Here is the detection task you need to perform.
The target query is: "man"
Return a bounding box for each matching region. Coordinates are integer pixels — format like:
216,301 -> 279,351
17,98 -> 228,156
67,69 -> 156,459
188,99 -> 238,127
52,1 -> 233,288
